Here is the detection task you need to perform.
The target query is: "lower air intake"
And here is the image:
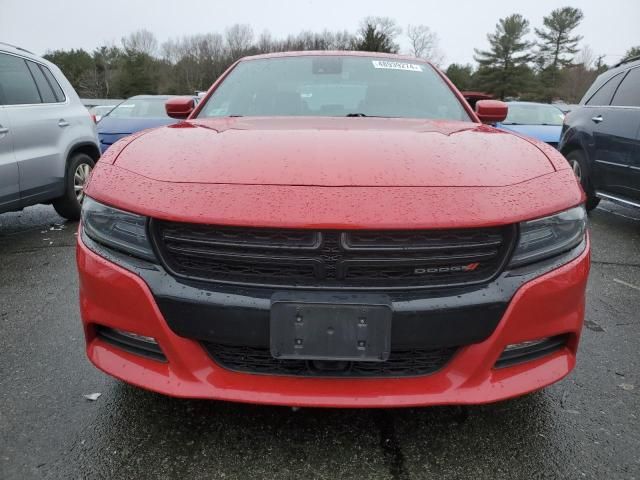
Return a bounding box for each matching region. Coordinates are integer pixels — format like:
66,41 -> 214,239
494,335 -> 568,369
202,343 -> 457,378
96,326 -> 167,362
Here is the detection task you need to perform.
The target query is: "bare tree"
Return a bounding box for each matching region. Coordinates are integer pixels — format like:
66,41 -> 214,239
195,33 -> 225,60
161,38 -> 180,64
226,24 -> 254,59
558,45 -> 600,103
406,24 -> 444,65
160,33 -> 226,92
575,44 -> 595,69
361,16 -> 402,39
257,30 -> 274,53
331,30 -> 354,50
122,29 -> 158,56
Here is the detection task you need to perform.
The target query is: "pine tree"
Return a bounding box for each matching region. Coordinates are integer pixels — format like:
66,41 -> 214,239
535,7 -> 584,100
473,14 -> 534,99
352,17 -> 400,53
445,64 -> 475,91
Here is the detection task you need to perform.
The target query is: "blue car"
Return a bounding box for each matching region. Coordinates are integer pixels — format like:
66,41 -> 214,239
496,102 -> 565,149
97,95 -> 180,153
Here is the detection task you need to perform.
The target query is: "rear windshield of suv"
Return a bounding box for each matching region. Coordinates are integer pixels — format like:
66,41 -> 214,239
198,56 -> 471,121
502,103 -> 565,126
107,98 -> 170,118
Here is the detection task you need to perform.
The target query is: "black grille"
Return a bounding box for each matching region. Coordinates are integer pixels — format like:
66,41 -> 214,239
202,343 -> 457,377
151,222 -> 515,289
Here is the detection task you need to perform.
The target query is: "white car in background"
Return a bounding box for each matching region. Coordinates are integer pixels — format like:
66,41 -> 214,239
0,42 -> 100,220
88,104 -> 117,123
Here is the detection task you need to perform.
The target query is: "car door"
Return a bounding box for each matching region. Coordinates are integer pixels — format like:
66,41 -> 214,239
588,67 -> 640,199
609,66 -> 640,201
0,106 -> 20,212
0,52 -> 68,206
635,122 -> 640,202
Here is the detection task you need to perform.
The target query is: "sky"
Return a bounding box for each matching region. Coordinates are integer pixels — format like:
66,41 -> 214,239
1,0 -> 639,67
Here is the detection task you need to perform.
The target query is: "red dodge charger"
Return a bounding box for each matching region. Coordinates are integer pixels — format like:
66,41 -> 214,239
77,52 -> 589,407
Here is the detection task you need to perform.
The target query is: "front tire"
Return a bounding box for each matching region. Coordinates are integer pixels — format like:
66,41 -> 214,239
566,150 -> 600,211
53,153 -> 95,220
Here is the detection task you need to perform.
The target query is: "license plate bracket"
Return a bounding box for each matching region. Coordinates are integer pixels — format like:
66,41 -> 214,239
270,292 -> 392,362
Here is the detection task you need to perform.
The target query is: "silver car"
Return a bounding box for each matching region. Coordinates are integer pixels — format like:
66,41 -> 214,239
0,43 -> 100,220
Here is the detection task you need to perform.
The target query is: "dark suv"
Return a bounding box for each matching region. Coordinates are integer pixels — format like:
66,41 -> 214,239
559,57 -> 640,210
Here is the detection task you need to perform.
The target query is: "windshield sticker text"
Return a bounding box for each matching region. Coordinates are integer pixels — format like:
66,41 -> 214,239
372,61 -> 423,72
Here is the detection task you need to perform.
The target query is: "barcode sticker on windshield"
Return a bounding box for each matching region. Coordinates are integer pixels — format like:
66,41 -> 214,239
372,60 -> 423,72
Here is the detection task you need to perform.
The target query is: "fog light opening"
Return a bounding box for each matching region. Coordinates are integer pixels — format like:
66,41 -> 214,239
112,328 -> 157,344
504,338 -> 552,352
495,335 -> 568,369
95,325 -> 167,362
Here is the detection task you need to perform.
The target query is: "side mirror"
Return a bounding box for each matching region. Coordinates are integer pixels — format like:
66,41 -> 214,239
165,97 -> 195,119
475,100 -> 508,124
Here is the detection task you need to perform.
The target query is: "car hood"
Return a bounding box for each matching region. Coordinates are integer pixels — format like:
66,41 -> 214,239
112,117 -> 556,187
497,124 -> 562,144
97,116 -> 178,135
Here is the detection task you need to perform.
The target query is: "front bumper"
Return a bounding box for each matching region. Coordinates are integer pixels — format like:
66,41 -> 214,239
77,233 -> 590,408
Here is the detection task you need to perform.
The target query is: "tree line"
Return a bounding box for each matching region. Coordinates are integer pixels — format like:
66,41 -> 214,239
43,10 -> 639,104
43,17 -> 441,99
450,7 -> 639,102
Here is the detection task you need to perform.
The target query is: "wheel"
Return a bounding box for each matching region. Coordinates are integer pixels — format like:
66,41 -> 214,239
53,153 -> 95,220
565,149 -> 600,211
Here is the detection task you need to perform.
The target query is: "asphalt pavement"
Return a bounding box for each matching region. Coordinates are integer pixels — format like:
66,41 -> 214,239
0,201 -> 638,480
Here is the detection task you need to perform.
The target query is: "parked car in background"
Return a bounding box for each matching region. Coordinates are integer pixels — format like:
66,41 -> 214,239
553,102 -> 579,114
97,95 -> 180,152
559,57 -> 640,210
497,102 -> 565,148
460,91 -> 493,110
78,52 -> 589,407
0,42 -> 100,220
88,104 -> 116,123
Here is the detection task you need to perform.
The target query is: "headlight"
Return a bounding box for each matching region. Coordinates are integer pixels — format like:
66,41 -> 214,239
81,197 -> 155,261
509,205 -> 587,268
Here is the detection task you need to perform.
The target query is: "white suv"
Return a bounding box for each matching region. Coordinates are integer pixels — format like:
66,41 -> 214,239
0,42 -> 100,220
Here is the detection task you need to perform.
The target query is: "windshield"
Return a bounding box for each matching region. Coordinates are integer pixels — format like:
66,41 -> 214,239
107,98 -> 170,118
198,56 -> 470,121
503,103 -> 565,126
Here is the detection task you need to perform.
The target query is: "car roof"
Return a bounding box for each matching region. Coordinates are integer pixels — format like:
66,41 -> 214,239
0,41 -> 36,57
601,57 -> 640,77
612,56 -> 640,69
580,58 -> 640,104
238,50 -> 434,66
127,95 -> 178,100
0,41 -> 62,72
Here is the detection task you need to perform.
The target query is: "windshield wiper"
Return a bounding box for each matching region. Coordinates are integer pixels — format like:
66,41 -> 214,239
345,113 -> 401,118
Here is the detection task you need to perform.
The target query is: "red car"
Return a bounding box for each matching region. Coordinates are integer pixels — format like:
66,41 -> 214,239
77,52 -> 589,408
